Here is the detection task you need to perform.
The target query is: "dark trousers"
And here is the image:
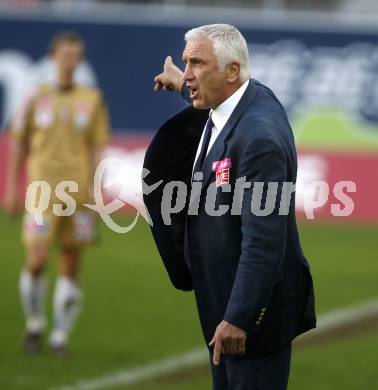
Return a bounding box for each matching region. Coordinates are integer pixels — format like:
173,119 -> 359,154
210,343 -> 292,390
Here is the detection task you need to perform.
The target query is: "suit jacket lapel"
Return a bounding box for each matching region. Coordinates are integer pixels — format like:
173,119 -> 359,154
200,79 -> 258,188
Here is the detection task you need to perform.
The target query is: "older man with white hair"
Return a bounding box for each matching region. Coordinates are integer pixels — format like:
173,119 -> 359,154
148,24 -> 316,389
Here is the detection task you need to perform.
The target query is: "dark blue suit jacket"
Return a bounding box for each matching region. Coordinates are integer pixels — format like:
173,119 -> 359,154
143,79 -> 316,357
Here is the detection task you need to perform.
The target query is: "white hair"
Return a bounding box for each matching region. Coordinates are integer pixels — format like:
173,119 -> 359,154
184,24 -> 251,82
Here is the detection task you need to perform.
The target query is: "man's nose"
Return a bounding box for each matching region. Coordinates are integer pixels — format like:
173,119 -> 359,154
183,64 -> 194,81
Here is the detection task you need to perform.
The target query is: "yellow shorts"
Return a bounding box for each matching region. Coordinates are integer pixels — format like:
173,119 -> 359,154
22,208 -> 97,248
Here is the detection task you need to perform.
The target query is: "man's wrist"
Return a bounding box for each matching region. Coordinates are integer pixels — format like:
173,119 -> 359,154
223,316 -> 249,333
175,79 -> 184,92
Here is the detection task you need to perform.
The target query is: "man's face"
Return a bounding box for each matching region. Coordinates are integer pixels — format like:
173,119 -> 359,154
52,41 -> 83,74
182,38 -> 229,109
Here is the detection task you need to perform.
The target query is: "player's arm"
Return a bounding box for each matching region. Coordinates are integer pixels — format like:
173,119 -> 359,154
4,136 -> 27,216
154,56 -> 191,103
90,144 -> 105,185
3,92 -> 33,216
88,93 -> 110,196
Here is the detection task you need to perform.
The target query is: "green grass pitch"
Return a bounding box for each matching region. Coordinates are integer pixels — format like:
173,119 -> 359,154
0,212 -> 377,389
293,109 -> 378,152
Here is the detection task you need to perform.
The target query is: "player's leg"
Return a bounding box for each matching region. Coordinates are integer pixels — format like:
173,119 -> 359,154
19,212 -> 54,353
49,246 -> 83,353
49,209 -> 95,353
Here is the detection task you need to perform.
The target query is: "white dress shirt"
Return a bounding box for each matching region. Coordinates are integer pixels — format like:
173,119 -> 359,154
193,80 -> 249,170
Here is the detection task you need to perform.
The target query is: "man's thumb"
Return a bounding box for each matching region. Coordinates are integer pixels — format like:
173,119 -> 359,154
165,56 -> 173,64
209,338 -> 215,347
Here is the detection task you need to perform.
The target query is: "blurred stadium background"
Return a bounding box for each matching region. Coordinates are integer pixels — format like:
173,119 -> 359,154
0,0 -> 378,389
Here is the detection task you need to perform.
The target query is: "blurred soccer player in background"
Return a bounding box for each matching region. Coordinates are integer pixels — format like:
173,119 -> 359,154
3,32 -> 110,355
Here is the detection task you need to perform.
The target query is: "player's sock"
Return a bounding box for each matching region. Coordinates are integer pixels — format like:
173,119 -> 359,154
50,276 -> 82,347
19,269 -> 47,334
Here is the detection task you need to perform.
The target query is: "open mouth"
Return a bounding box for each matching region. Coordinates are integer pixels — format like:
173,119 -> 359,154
188,85 -> 199,100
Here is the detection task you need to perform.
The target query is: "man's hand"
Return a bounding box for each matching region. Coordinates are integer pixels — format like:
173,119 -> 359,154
154,56 -> 184,92
209,320 -> 247,366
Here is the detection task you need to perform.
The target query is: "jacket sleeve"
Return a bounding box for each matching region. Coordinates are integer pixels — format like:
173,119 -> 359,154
223,134 -> 288,331
143,106 -> 207,293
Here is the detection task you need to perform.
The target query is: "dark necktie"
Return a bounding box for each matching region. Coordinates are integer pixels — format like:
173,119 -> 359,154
193,115 -> 214,174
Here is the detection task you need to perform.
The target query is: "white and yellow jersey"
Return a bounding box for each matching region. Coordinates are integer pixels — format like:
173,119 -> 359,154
11,83 -> 110,206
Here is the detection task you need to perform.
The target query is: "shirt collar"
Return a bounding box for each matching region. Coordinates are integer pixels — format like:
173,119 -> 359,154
210,80 -> 249,132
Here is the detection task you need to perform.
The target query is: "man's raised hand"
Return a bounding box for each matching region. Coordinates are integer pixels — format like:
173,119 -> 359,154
154,56 -> 184,92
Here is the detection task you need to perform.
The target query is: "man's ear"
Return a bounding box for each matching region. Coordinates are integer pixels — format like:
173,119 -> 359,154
226,62 -> 240,83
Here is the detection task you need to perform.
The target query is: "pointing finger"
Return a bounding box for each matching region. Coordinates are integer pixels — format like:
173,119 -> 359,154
213,338 -> 222,366
154,82 -> 162,92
